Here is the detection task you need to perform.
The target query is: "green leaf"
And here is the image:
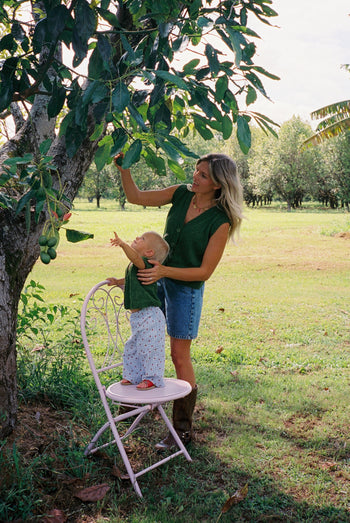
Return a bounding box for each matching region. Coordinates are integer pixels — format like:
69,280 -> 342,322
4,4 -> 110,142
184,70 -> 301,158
128,103 -> 148,131
59,111 -> 74,137
205,43 -> 220,75
167,135 -> 198,159
94,141 -> 112,171
0,172 -> 11,187
47,5 -> 69,40
122,139 -> 142,169
226,28 -> 243,66
0,34 -> 16,53
65,123 -> 85,158
83,81 -> 108,104
0,81 -> 13,112
88,47 -> 103,79
246,86 -> 257,106
237,115 -> 251,154
74,0 -> 96,43
157,139 -> 181,162
215,76 -> 228,102
154,70 -> 188,90
15,190 -> 35,216
32,18 -> 47,54
66,229 -> 94,243
249,66 -> 280,81
90,122 -> 105,141
183,59 -> 200,75
110,128 -> 128,156
222,114 -> 233,140
112,82 -> 130,113
168,158 -> 186,180
144,148 -> 166,176
193,114 -> 214,141
0,192 -> 15,210
39,139 -> 52,155
246,72 -> 268,98
197,16 -> 212,28
3,153 -> 33,166
97,8 -> 120,29
47,81 -> 66,119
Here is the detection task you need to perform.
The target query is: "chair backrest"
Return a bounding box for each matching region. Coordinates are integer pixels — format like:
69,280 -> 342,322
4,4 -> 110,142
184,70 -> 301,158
80,281 -> 130,387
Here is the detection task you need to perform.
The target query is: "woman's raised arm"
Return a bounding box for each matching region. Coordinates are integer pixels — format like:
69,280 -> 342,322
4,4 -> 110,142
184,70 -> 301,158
114,154 -> 179,207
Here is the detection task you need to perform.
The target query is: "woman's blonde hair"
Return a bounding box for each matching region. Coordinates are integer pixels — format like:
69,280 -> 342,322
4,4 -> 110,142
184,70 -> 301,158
197,153 -> 243,242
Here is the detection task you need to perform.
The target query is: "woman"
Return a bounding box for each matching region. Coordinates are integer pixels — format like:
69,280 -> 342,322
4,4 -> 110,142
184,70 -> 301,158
114,152 -> 243,449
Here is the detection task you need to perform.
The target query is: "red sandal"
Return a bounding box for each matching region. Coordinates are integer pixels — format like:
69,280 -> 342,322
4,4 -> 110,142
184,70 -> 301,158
120,379 -> 132,385
136,379 -> 155,390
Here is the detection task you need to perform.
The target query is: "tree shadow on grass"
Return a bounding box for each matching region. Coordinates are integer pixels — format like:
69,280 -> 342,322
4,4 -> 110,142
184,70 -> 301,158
80,363 -> 350,522
3,374 -> 349,523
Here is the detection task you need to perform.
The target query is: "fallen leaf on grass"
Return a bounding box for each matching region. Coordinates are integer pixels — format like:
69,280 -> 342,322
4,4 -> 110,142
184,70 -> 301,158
112,464 -> 123,478
220,483 -> 248,516
320,461 -> 338,471
230,370 -> 239,381
75,483 -> 110,502
42,509 -> 67,523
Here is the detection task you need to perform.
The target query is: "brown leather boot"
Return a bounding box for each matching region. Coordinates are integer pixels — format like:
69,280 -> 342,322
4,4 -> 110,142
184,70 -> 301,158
155,385 -> 198,450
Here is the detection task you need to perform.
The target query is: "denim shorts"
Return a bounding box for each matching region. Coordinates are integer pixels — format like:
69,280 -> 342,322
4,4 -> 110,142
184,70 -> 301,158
157,278 -> 204,339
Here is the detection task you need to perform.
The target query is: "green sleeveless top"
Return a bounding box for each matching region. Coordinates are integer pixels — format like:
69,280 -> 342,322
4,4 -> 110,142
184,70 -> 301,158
124,258 -> 161,310
163,185 -> 230,289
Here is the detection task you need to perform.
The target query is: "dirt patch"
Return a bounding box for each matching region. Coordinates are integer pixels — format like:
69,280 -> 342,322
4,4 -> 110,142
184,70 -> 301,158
335,231 -> 350,239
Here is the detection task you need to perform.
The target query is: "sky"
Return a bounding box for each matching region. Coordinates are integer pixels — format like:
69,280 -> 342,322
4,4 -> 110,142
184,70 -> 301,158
248,0 -> 350,127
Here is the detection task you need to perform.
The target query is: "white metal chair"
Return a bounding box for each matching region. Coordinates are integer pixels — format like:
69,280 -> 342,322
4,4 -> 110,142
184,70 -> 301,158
80,280 -> 192,498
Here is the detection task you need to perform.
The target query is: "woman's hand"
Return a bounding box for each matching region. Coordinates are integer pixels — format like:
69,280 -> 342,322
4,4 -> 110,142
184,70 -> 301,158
113,153 -> 130,176
137,260 -> 166,285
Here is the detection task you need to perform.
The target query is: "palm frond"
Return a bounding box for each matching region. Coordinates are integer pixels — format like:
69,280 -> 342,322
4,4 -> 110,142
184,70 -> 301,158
311,99 -> 350,120
316,111 -> 350,131
303,117 -> 350,148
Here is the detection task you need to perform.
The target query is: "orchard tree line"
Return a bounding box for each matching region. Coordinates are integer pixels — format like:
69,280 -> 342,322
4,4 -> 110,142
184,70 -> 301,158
81,115 -> 350,211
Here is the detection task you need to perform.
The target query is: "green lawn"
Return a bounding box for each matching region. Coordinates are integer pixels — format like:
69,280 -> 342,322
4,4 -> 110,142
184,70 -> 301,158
3,201 -> 350,522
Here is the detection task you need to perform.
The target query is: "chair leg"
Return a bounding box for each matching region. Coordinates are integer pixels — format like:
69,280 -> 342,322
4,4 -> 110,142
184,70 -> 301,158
157,405 -> 192,462
155,386 -> 198,451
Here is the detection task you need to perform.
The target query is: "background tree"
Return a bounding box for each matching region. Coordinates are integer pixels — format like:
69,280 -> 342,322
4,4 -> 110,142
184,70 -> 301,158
270,117 -> 317,210
79,165 -> 116,207
244,127 -> 275,206
320,131 -> 350,211
0,0 -> 278,438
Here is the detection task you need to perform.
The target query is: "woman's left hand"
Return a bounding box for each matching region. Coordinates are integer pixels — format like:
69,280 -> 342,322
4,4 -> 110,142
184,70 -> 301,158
137,260 -> 165,285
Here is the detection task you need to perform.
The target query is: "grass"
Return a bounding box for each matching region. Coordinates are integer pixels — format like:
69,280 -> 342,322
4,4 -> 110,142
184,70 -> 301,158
1,200 -> 350,522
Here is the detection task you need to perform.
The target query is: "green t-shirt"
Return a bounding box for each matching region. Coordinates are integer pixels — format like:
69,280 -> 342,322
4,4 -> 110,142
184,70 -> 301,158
124,258 -> 161,310
163,184 -> 230,289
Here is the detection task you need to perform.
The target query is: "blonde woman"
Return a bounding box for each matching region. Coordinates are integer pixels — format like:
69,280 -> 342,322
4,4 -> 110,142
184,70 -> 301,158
114,153 -> 243,449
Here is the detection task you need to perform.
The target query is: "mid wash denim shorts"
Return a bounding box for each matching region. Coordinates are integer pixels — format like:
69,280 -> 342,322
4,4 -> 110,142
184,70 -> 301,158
157,278 -> 204,339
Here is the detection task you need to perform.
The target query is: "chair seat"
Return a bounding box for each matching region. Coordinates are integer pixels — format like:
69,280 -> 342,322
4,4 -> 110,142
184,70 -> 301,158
107,378 -> 191,404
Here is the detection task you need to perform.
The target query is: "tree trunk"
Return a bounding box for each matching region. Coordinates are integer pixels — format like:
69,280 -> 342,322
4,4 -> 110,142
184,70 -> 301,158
0,99 -> 103,439
0,209 -> 44,436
